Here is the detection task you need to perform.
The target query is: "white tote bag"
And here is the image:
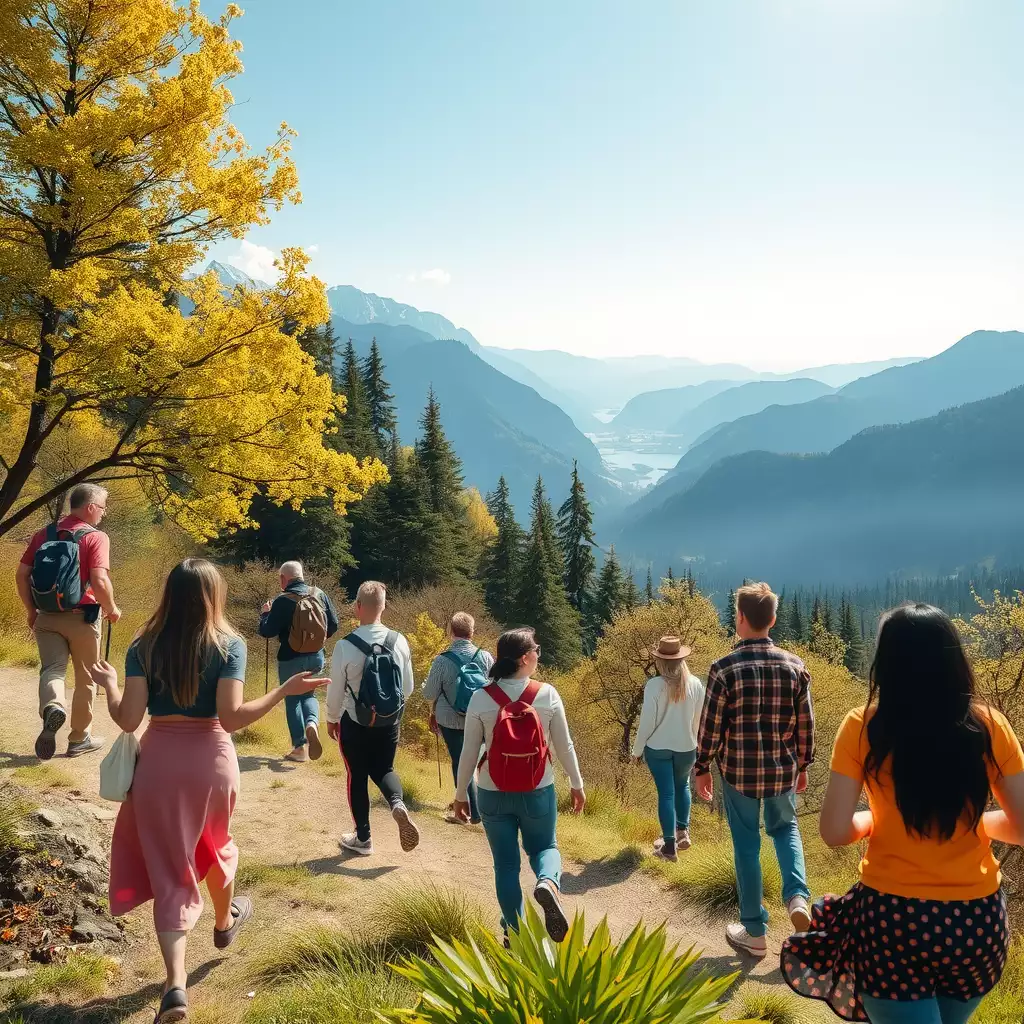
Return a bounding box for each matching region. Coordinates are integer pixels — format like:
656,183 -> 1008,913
99,731 -> 140,803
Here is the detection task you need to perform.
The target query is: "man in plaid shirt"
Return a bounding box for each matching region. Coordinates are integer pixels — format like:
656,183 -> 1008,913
694,582 -> 814,957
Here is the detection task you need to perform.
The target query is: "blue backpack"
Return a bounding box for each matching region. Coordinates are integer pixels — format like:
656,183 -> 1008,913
344,630 -> 405,728
442,648 -> 488,714
29,524 -> 96,613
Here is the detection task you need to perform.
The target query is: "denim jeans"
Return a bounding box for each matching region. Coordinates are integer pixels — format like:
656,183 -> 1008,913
477,784 -> 560,931
721,779 -> 809,938
861,995 -> 983,1024
438,724 -> 480,823
644,747 -> 696,842
278,650 -> 324,748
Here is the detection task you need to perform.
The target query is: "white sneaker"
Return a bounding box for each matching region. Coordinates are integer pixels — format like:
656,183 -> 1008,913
788,895 -> 812,933
305,723 -> 323,761
340,833 -> 373,856
532,879 -> 569,943
725,923 -> 768,958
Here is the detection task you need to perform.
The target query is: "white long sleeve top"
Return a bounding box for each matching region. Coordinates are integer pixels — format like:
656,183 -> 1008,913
327,623 -> 415,724
455,678 -> 584,799
631,674 -> 706,757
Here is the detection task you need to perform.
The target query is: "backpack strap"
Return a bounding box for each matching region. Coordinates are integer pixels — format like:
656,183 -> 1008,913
484,683 -> 511,708
441,649 -> 467,669
345,631 -> 374,657
520,679 -> 542,707
382,629 -> 398,652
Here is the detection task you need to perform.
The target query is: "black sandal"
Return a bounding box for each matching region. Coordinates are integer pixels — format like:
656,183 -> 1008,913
213,895 -> 253,950
155,986 -> 187,1023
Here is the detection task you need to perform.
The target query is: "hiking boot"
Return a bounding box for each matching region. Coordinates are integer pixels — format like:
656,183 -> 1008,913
213,895 -> 254,950
392,801 -> 420,852
284,746 -> 308,763
532,879 -> 569,943
725,923 -> 768,958
340,833 -> 373,857
66,734 -> 105,758
652,839 -> 677,862
35,705 -> 67,761
676,828 -> 692,851
305,723 -> 323,761
788,895 -> 812,934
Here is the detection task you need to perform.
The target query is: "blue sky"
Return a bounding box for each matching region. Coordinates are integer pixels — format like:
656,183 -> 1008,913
205,1 -> 1024,368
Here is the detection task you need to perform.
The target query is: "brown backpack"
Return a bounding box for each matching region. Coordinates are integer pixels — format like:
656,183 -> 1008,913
285,588 -> 328,653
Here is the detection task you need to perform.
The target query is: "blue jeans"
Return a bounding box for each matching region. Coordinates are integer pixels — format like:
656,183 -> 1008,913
861,995 -> 982,1024
722,779 -> 809,938
477,784 -> 560,931
278,651 -> 324,748
439,724 -> 480,823
644,747 -> 696,842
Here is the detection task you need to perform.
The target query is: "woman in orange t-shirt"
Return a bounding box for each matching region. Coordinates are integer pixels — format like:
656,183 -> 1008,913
781,603 -> 1024,1024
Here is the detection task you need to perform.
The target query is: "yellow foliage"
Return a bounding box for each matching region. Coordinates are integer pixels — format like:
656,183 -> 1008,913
0,0 -> 386,540
407,611 -> 448,684
462,487 -> 498,545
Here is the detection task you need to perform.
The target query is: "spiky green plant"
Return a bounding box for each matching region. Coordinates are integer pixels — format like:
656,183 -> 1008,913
388,904 -> 759,1024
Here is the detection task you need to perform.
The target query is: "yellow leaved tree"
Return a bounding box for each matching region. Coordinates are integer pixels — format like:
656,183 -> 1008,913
0,0 -> 386,539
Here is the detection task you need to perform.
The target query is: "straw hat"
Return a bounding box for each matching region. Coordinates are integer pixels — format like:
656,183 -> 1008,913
650,635 -> 692,661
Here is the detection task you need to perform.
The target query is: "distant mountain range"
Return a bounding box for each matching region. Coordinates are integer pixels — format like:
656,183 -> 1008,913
616,386 -> 1024,584
326,284 -> 478,346
627,329 -> 1024,523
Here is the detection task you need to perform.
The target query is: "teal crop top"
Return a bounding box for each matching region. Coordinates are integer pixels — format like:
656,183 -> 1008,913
126,635 -> 247,718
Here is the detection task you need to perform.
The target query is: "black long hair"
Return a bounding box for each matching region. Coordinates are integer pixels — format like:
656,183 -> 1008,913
864,603 -> 996,841
489,627 -> 538,681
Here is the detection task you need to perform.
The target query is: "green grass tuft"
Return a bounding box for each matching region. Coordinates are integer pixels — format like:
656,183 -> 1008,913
10,763 -> 75,790
738,983 -> 805,1024
1,954 -> 112,1007
665,842 -> 781,918
978,938 -> 1024,1022
0,787 -> 33,857
234,859 -> 345,910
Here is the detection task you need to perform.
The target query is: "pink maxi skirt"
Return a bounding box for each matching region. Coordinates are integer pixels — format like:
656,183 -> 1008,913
109,718 -> 240,931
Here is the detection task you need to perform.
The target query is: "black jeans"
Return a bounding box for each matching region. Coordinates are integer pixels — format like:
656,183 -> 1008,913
340,713 -> 403,841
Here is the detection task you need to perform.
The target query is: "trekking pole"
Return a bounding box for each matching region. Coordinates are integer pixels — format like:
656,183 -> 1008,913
435,730 -> 442,788
264,637 -> 270,695
105,620 -> 112,661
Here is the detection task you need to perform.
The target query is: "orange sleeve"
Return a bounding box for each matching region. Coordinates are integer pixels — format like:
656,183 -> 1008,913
830,707 -> 867,782
986,708 -> 1024,780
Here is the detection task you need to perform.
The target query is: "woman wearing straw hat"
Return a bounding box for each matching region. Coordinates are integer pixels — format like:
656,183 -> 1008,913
631,636 -> 706,861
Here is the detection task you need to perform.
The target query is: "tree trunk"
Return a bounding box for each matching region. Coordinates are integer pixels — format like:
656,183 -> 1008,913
0,305 -> 58,529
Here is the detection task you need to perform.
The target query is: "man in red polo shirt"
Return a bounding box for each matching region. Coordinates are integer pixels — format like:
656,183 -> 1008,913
16,483 -> 122,759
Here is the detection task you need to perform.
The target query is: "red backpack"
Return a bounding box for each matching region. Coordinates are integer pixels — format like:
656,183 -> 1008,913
482,680 -> 550,792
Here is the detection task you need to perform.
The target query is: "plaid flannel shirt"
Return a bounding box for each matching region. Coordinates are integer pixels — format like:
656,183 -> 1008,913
694,638 -> 815,798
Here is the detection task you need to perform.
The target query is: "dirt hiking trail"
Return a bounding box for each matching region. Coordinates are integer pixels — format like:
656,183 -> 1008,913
0,666 -> 815,1023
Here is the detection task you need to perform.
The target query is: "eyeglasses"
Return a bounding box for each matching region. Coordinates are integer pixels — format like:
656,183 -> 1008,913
532,645 -> 541,657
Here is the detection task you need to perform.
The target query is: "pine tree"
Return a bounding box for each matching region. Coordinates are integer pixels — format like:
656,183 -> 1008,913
685,566 -> 696,598
725,589 -> 737,633
361,338 -> 397,462
811,595 -> 823,628
414,389 -> 472,581
789,596 -> 804,644
666,566 -> 675,583
337,339 -> 375,458
822,597 -> 835,635
297,319 -> 336,378
591,546 -> 626,637
482,477 -> 524,625
515,477 -> 581,669
623,572 -> 640,611
556,461 -> 596,615
645,566 -> 655,604
840,599 -> 866,676
773,590 -> 790,643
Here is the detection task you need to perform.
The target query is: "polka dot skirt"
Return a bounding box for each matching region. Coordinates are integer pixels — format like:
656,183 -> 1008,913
780,884 -> 1008,1022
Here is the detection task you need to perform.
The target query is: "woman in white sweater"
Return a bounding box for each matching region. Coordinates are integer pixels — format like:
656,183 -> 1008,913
631,636 -> 705,862
454,627 -> 585,943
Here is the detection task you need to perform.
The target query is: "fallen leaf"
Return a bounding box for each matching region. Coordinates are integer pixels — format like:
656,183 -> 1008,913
1,927 -> 19,942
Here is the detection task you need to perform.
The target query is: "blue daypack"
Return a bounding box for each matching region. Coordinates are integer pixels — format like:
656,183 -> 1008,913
441,648 -> 488,714
344,630 -> 404,728
29,524 -> 96,613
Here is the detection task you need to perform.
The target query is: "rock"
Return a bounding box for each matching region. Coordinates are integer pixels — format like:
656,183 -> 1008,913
35,809 -> 62,828
78,803 -> 116,823
66,861 -> 102,895
71,910 -> 122,944
0,968 -> 30,981
11,880 -> 36,902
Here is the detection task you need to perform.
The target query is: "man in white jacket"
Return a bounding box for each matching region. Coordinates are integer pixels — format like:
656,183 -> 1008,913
327,581 -> 418,857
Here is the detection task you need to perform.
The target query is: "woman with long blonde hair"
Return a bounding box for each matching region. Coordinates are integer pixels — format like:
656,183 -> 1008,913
91,559 -> 327,1023
631,635 -> 706,861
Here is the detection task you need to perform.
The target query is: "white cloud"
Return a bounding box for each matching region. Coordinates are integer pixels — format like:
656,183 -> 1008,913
407,267 -> 451,286
234,240 -> 280,283
307,244 -> 320,254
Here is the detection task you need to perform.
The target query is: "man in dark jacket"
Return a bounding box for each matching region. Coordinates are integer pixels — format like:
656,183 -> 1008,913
259,560 -> 339,762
